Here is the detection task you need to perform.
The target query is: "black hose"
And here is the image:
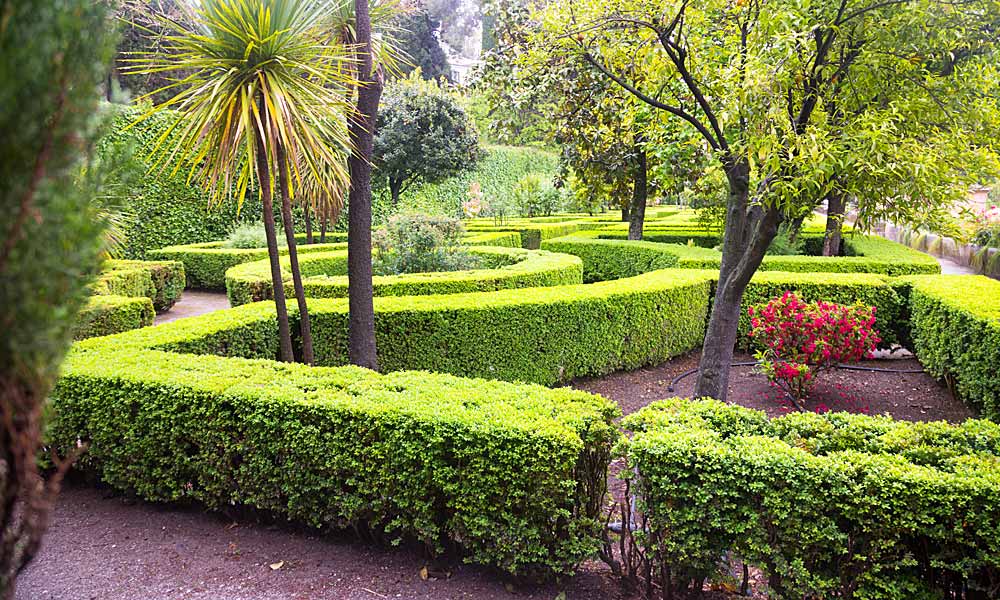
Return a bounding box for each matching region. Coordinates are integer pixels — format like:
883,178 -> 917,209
667,361 -> 925,393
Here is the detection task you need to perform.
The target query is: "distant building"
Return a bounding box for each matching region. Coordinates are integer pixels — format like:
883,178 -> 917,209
969,185 -> 993,210
448,55 -> 483,86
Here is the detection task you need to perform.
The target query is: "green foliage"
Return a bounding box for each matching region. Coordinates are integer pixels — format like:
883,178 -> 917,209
50,315 -> 619,577
765,223 -> 805,256
375,74 -> 481,205
373,214 -> 479,275
96,105 -> 262,258
226,247 -> 583,306
149,238 -> 348,290
0,0 -> 114,400
541,237 -> 679,283
73,295 -> 155,340
96,259 -> 186,312
224,223 -> 287,250
907,275 -> 1000,420
512,173 -> 564,217
623,398 -> 1000,598
306,269 -> 713,385
400,145 -> 559,218
391,10 -> 452,81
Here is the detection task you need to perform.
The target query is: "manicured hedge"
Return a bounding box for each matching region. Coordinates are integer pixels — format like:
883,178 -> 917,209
542,229 -> 941,281
305,269 -> 713,385
51,313 -> 619,577
73,295 -> 154,340
466,220 -> 600,249
225,247 -> 584,306
463,230 -> 522,247
100,259 -> 186,311
623,398 -> 1000,599
906,275 -> 1000,420
149,240 -> 348,290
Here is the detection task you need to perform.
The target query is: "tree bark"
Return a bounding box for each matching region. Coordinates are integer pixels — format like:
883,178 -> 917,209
627,141 -> 647,241
320,208 -> 328,244
824,192 -> 846,256
276,143 -> 315,365
693,160 -> 781,400
347,0 -> 383,371
304,202 -> 314,245
255,133 -> 294,363
621,202 -> 630,222
390,179 -> 401,210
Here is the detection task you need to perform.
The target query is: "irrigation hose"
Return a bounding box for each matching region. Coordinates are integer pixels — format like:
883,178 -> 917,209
667,361 -> 926,393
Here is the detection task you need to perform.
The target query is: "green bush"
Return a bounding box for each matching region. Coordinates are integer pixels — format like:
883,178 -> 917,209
99,259 -> 186,311
373,213 -> 480,275
541,236 -> 679,282
73,295 -> 155,340
223,222 -> 288,249
622,398 -> 1000,599
226,247 -> 584,306
305,269 -> 713,385
463,231 -> 522,247
906,275 -> 1000,420
149,238 -> 348,290
51,314 -> 619,577
401,145 -> 560,218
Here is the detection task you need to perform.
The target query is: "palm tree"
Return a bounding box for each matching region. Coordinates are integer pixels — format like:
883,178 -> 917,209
125,0 -> 356,363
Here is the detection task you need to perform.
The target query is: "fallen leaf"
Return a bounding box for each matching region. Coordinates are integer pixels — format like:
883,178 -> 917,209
269,561 -> 284,571
419,566 -> 428,580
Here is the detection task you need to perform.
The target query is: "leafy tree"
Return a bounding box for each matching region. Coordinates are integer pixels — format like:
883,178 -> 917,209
537,0 -> 1000,401
0,0 -> 114,595
393,8 -> 452,81
374,73 -> 481,208
128,0 -> 358,365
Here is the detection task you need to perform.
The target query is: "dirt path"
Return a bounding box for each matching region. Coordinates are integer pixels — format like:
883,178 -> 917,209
155,291 -> 231,325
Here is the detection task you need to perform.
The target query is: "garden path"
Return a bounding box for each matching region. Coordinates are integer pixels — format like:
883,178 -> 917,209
155,291 -> 231,325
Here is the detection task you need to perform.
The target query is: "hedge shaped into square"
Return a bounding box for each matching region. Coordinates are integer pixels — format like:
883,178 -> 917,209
623,398 -> 1000,598
102,259 -> 186,311
51,308 -> 620,577
73,294 -> 154,340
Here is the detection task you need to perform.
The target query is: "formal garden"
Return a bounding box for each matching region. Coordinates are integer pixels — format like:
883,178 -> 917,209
4,1 -> 1000,600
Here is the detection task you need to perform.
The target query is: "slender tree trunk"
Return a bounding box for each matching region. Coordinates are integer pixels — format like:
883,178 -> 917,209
628,140 -> 647,241
275,143 -> 315,365
390,179 -> 401,209
255,133 -> 294,363
694,160 -> 781,400
824,192 -> 846,256
347,0 -> 383,370
621,201 -> 630,222
320,207 -> 328,243
304,202 -> 314,245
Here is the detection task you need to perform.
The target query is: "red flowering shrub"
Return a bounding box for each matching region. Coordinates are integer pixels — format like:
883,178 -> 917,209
749,292 -> 881,408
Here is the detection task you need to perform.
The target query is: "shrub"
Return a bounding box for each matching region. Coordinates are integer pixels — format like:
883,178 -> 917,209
99,259 -> 186,311
906,275 -> 1000,420
373,214 -> 480,275
541,236 -> 679,282
51,313 -> 619,577
73,295 -> 155,340
224,222 -> 287,249
622,399 -> 1000,599
749,292 -> 880,406
226,247 -> 583,306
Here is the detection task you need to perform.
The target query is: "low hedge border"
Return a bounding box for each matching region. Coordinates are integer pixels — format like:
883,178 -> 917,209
100,259 -> 186,311
225,247 -> 585,306
465,220 -> 601,249
545,230 -> 940,277
463,231 -> 522,248
906,275 -> 1000,420
149,240 -> 349,290
623,398 -> 1000,598
73,295 -> 154,340
52,314 -> 619,576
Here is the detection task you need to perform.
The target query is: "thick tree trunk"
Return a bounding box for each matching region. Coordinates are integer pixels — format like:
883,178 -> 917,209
276,143 -> 315,365
304,202 -> 314,245
824,192 -> 846,256
255,134 -> 294,363
347,0 -> 383,371
627,142 -> 647,241
621,202 -> 630,222
390,179 -> 401,209
693,161 -> 781,400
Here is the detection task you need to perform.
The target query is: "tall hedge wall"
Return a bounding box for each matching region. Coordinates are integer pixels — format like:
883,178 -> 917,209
51,314 -> 618,577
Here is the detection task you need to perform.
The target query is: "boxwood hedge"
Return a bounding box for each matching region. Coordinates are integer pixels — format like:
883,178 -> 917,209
544,231 -> 940,278
51,312 -> 619,576
906,275 -> 1000,420
149,239 -> 348,290
100,259 -> 186,311
623,398 -> 1000,599
225,247 -> 584,306
73,294 -> 154,340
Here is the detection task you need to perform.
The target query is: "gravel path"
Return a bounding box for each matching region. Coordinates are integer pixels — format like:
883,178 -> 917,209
155,291 -> 231,325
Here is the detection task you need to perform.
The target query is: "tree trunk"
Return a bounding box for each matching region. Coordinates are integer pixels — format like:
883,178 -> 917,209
255,133 -> 294,363
347,0 -> 383,371
304,202 -> 314,245
693,161 -> 781,401
824,192 -> 846,256
627,141 -> 647,241
275,143 -> 315,365
320,208 -> 328,244
621,202 -> 630,222
390,179 -> 401,209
